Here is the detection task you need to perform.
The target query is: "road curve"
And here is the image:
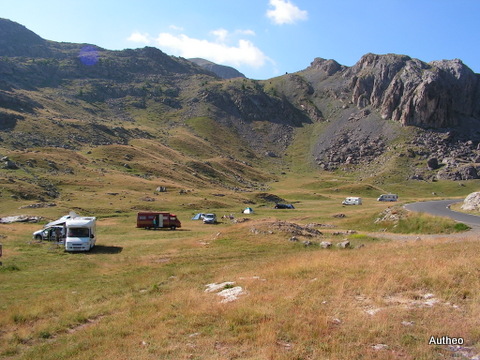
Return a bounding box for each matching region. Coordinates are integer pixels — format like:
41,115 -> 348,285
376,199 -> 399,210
404,199 -> 480,227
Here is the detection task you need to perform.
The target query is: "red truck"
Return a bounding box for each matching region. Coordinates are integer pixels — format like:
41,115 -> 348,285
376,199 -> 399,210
136,212 -> 181,230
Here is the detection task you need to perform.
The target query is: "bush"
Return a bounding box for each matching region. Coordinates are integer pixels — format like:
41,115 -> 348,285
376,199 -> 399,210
0,264 -> 20,272
454,223 -> 470,231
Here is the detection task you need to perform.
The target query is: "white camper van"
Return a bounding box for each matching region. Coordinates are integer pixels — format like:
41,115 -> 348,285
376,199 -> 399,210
342,197 -> 362,205
377,194 -> 398,202
65,216 -> 97,251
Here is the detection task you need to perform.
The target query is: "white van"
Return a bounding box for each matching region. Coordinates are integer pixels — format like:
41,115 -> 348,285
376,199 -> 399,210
342,197 -> 362,205
377,194 -> 398,202
65,216 -> 97,251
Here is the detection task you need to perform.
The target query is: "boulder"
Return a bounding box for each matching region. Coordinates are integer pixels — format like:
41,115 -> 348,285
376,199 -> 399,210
459,165 -> 478,180
461,192 -> 480,211
426,157 -> 439,170
0,215 -> 43,223
320,241 -> 332,249
3,160 -> 18,169
337,240 -> 351,249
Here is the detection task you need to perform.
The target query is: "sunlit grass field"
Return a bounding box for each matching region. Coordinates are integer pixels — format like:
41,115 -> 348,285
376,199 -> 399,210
1,166 -> 480,359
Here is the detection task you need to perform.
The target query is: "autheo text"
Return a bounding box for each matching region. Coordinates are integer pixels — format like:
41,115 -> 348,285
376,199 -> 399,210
429,336 -> 464,345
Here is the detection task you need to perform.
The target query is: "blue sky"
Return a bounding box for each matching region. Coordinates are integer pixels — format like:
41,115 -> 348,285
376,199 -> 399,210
2,0 -> 480,79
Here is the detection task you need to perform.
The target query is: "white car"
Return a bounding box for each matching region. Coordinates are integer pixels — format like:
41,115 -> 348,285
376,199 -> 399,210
203,214 -> 217,224
32,226 -> 64,241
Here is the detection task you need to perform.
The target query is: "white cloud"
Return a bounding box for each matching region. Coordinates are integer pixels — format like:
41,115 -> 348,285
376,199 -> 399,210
127,32 -> 151,44
169,25 -> 184,31
155,32 -> 272,69
211,28 -> 229,42
266,0 -> 308,25
236,29 -> 256,36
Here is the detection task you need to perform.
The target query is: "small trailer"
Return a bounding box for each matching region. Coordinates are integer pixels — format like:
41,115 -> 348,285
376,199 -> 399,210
342,197 -> 362,205
137,212 -> 181,230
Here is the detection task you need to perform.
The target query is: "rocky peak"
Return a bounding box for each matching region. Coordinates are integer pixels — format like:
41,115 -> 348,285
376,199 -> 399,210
346,53 -> 480,128
309,58 -> 344,76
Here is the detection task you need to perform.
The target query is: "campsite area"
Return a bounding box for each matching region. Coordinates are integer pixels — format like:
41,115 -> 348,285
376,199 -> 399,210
1,172 -> 480,360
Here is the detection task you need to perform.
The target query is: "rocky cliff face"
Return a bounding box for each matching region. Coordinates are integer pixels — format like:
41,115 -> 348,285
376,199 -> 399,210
346,53 -> 480,128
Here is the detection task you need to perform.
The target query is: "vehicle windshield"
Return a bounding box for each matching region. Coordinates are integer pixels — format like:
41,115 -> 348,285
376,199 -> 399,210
68,227 -> 90,237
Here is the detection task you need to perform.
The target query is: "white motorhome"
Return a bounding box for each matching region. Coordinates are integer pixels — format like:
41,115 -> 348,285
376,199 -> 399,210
377,194 -> 398,202
65,216 -> 97,252
342,197 -> 362,205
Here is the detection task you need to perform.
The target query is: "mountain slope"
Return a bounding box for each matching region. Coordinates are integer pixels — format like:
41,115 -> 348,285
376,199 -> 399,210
189,58 -> 246,79
2,18 -> 480,192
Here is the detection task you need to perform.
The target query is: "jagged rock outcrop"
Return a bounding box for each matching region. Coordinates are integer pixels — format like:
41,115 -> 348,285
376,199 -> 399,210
310,58 -> 345,77
346,53 -> 480,128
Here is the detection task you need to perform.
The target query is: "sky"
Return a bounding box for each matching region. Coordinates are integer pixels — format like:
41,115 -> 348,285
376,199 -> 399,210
2,0 -> 480,80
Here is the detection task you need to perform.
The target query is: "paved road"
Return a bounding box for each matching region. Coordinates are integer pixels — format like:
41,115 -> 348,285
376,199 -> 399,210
404,199 -> 480,227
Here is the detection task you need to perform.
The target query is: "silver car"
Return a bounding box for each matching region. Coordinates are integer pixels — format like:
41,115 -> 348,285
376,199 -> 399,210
202,213 -> 217,224
32,226 -> 64,241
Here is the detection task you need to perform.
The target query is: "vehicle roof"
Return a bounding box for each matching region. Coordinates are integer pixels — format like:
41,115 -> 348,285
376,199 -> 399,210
66,217 -> 96,226
137,212 -> 172,215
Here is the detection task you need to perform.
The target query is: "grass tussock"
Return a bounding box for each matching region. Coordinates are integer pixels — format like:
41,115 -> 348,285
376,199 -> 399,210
389,212 -> 469,234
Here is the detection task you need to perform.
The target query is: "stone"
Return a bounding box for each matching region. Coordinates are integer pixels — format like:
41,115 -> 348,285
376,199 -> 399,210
337,240 -> 350,249
459,165 -> 478,180
0,215 -> 43,223
461,192 -> 480,211
427,157 -> 439,170
3,160 -> 18,169
217,286 -> 245,303
204,282 -> 235,293
320,241 -> 332,248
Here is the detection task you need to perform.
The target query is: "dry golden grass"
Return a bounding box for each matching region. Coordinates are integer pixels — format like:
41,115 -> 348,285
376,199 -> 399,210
1,149 -> 480,359
2,213 -> 480,359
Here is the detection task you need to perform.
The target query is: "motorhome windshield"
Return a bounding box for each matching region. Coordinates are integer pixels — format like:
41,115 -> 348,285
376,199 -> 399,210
68,228 -> 90,237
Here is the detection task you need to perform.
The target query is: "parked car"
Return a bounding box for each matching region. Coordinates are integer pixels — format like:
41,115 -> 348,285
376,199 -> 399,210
32,226 -> 64,241
377,194 -> 398,202
203,213 -> 217,224
274,203 -> 295,209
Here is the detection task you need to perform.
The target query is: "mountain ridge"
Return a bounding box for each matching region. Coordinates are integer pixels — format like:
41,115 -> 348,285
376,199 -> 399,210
189,58 -> 246,79
2,18 -> 480,190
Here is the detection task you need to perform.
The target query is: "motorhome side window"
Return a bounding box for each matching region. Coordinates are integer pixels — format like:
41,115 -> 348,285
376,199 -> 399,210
68,228 -> 90,237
